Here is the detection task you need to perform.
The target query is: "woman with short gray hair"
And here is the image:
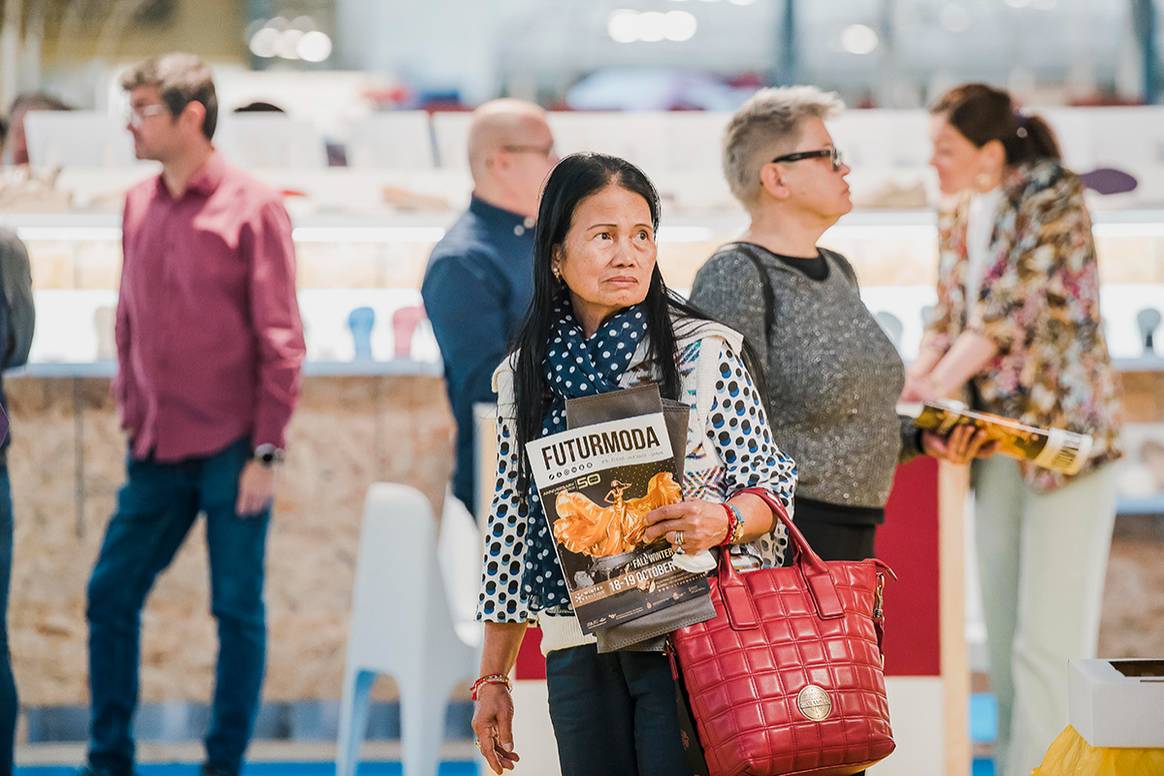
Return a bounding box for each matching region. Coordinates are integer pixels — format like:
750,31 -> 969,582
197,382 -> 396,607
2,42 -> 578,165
690,86 -> 989,569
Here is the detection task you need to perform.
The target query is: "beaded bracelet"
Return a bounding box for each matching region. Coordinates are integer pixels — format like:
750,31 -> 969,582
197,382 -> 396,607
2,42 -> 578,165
719,502 -> 745,546
470,673 -> 511,701
731,503 -> 746,544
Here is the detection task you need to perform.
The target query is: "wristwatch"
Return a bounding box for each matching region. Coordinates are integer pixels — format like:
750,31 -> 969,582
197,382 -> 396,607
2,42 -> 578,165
253,443 -> 285,467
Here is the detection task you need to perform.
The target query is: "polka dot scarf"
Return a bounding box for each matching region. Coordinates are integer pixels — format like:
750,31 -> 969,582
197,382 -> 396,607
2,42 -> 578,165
522,299 -> 649,612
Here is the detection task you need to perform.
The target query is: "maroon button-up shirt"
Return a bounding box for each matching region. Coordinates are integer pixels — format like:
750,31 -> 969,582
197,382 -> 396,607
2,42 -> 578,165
115,152 -> 306,462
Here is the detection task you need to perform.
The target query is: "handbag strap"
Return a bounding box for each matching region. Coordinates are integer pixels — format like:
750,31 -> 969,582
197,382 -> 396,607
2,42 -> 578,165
718,243 -> 775,345
733,488 -> 897,649
736,487 -> 829,574
873,571 -> 887,651
715,551 -> 760,630
731,488 -> 845,620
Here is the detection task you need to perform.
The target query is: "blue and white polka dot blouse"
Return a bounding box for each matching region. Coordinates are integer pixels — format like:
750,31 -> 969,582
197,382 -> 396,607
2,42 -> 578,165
476,320 -> 798,624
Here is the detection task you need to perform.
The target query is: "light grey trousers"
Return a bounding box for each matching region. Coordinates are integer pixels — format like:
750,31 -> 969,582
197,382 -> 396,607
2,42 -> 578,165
973,457 -> 1117,776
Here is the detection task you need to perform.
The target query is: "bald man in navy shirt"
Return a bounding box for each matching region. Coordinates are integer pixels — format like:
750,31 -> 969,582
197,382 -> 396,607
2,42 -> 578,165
422,100 -> 557,517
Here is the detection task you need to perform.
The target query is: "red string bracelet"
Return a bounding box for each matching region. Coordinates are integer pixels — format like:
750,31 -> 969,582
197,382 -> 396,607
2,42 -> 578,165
719,503 -> 740,547
470,673 -> 511,701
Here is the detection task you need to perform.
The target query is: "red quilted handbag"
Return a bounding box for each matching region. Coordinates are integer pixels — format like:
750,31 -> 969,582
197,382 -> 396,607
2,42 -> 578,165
668,489 -> 895,776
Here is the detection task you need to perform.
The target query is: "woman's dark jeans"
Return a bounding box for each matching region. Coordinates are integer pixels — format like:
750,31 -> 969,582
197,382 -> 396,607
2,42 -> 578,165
546,644 -> 689,776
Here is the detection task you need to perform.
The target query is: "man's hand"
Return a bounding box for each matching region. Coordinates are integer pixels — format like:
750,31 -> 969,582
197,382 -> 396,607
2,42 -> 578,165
236,460 -> 276,517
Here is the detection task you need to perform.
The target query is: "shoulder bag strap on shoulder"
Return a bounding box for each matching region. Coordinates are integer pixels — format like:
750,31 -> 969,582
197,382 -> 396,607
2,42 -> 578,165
717,242 -> 775,336
819,247 -> 859,288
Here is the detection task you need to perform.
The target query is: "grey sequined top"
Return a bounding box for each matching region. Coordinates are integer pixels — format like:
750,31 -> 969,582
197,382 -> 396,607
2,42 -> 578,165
689,244 -> 919,510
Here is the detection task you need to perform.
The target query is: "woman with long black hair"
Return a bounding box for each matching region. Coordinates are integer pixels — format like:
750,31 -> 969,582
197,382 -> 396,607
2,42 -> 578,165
470,153 -> 797,775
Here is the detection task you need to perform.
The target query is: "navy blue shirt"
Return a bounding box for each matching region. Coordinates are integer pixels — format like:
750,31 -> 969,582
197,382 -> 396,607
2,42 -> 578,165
421,196 -> 535,517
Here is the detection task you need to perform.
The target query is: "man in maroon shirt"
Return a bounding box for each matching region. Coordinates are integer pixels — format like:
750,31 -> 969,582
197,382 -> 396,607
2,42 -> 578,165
81,53 -> 305,776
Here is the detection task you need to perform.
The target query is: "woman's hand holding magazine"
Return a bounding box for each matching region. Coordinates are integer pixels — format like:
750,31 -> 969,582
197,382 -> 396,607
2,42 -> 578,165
900,399 -> 1092,474
921,423 -> 998,465
641,500 -> 730,554
900,372 -> 996,464
641,500 -> 728,573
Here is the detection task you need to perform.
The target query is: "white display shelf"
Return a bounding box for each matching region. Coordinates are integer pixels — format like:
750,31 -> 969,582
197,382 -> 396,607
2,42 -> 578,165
4,207 -> 1164,242
25,288 -> 440,368
11,357 -> 1157,381
1117,495 -> 1164,516
7,358 -> 441,379
4,208 -> 1161,375
1114,357 -> 1164,372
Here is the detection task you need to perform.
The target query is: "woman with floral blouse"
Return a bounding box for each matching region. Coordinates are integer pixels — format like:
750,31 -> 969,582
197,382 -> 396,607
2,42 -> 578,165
902,83 -> 1122,776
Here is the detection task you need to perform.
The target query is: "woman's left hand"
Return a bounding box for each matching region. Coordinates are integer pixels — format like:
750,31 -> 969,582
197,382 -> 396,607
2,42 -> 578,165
642,500 -> 731,555
921,426 -> 997,465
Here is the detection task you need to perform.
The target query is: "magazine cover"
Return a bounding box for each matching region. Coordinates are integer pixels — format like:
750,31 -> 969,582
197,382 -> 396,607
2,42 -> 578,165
899,399 -> 1094,475
525,410 -> 710,634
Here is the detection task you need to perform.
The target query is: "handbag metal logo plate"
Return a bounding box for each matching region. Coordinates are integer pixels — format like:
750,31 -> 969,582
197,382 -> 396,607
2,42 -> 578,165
797,685 -> 833,721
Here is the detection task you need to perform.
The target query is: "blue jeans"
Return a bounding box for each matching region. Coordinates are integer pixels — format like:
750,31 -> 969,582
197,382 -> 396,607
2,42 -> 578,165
86,439 -> 269,776
546,645 -> 689,776
0,466 -> 17,776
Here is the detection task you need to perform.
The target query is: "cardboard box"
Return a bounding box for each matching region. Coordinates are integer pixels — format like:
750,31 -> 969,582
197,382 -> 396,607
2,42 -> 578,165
1069,658 -> 1164,748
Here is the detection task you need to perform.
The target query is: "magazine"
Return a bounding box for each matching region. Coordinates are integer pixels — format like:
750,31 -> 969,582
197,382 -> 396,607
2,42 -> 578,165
525,403 -> 710,635
898,399 -> 1094,475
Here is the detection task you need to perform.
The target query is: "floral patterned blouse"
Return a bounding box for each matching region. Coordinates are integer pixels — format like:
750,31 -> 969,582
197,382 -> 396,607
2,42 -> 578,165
921,159 -> 1122,492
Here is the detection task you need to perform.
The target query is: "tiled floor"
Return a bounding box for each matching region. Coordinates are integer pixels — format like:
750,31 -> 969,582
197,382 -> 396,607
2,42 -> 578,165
16,761 -> 994,775
14,692 -> 1004,775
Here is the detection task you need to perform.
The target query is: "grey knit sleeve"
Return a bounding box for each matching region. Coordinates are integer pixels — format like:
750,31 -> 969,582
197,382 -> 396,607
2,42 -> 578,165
898,414 -> 924,463
688,249 -> 770,357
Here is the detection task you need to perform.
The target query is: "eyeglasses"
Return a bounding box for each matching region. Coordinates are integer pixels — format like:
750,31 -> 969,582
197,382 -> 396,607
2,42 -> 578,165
502,143 -> 556,158
771,146 -> 845,172
125,103 -> 168,127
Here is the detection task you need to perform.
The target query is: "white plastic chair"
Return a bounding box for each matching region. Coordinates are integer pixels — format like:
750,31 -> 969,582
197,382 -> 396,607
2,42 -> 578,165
337,484 -> 482,776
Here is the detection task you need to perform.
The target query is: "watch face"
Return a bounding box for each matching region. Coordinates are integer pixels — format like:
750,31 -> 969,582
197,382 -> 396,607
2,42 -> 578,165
254,445 -> 283,465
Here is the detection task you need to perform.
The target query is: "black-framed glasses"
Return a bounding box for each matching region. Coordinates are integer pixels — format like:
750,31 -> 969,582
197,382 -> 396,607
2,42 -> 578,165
771,146 -> 844,171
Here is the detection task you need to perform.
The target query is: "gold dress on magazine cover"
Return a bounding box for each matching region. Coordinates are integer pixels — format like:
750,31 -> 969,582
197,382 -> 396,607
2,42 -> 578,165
553,472 -> 682,557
